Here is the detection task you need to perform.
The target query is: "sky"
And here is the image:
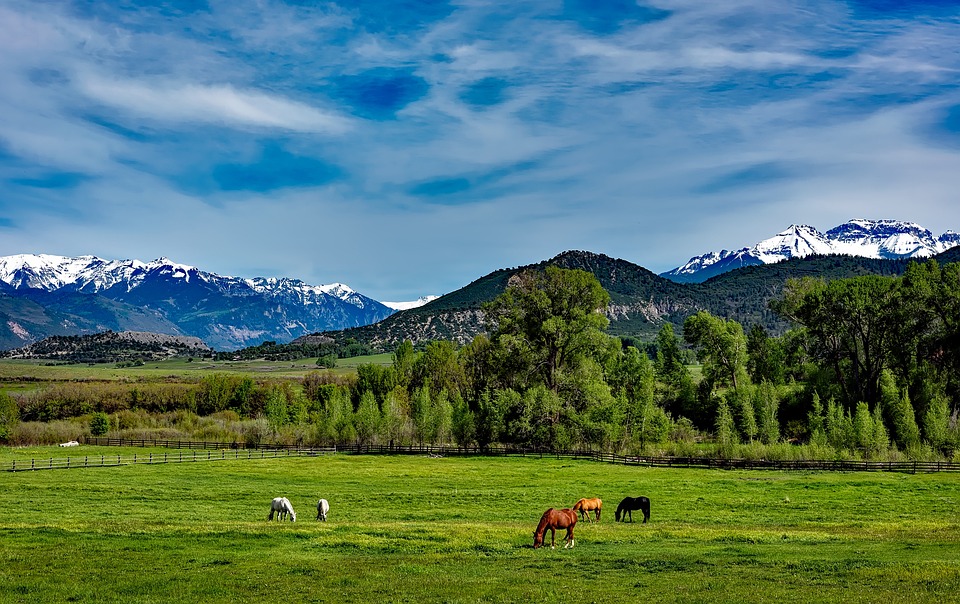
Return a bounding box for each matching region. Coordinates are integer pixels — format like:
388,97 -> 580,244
1,0 -> 959,302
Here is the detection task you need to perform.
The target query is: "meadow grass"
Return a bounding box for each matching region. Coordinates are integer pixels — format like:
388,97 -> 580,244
3,450 -> 960,603
0,353 -> 393,386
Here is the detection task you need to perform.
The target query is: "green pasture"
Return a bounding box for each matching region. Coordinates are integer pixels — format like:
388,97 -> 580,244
0,353 -> 394,386
3,450 -> 959,603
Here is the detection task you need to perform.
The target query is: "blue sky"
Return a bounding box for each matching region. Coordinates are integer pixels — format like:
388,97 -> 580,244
1,0 -> 959,301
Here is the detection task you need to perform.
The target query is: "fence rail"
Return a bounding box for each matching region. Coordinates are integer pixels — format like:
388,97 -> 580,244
339,443 -> 960,473
5,440 -> 336,472
5,438 -> 958,473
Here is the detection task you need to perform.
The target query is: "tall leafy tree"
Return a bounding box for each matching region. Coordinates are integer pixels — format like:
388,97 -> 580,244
392,340 -> 416,390
772,275 -> 901,408
746,324 -> 785,385
483,266 -> 611,393
354,390 -> 382,446
683,311 -> 749,392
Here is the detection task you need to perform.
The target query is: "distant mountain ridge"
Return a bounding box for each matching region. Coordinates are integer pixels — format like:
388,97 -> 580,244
662,219 -> 960,283
2,330 -> 211,363
0,254 -> 397,350
303,246 -> 960,353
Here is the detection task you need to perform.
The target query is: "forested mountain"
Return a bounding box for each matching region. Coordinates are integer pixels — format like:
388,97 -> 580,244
305,247 -> 960,353
2,330 -> 211,364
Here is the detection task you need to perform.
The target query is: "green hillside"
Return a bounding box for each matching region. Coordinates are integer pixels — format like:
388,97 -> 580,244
304,247 -> 960,353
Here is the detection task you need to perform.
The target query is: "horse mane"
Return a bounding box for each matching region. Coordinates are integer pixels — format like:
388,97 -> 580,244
535,508 -> 555,536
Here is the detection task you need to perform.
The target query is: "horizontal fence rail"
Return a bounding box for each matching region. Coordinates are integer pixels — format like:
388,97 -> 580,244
5,440 -> 336,472
338,443 -> 960,474
5,438 -> 958,473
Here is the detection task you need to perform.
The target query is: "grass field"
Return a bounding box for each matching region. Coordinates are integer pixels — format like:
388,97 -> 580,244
4,448 -> 960,603
0,353 -> 394,386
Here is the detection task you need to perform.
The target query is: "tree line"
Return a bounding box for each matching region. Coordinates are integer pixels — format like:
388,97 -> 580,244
3,261 -> 959,459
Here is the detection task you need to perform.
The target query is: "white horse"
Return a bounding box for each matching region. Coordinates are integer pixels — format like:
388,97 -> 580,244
316,498 -> 330,521
268,497 -> 296,522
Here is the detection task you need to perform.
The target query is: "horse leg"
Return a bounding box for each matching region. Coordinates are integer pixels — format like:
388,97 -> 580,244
564,527 -> 575,549
550,527 -> 556,550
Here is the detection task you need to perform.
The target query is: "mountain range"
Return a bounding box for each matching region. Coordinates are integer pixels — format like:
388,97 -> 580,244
300,244 -> 960,354
1,219 -> 956,353
0,254 -> 399,350
661,219 -> 960,283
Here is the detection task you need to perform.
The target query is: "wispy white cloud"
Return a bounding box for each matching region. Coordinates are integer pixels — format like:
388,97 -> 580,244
1,0 -> 959,301
77,76 -> 351,134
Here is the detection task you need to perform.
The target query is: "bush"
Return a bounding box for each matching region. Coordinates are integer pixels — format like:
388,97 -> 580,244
90,412 -> 109,436
10,420 -> 84,445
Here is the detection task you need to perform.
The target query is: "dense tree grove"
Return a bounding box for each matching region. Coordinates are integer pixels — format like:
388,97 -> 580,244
7,262 -> 960,459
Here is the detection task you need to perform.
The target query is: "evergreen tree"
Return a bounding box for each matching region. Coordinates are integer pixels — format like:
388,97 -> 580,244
825,398 -> 853,451
725,388 -> 756,443
715,398 -> 738,454
756,381 -> 780,445
808,392 -> 827,447
853,402 -> 873,452
871,403 -> 889,453
922,393 -> 950,453
881,369 -> 919,451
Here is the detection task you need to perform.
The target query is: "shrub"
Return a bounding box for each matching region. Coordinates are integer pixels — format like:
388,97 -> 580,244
90,412 -> 109,436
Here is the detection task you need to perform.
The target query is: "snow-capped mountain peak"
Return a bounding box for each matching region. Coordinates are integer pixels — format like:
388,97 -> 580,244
662,219 -> 957,283
753,224 -> 833,263
0,254 -> 402,349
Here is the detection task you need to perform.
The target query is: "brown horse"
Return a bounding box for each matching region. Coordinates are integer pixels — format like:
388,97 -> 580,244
573,497 -> 602,522
532,508 -> 578,549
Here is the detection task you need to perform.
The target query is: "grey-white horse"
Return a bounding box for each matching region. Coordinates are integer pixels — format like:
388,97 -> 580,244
268,497 -> 296,522
316,498 -> 330,521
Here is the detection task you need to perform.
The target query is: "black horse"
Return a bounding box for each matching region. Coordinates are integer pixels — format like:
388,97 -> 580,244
615,496 -> 650,523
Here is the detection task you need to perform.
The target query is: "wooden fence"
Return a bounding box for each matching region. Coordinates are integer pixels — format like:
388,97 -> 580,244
5,438 -> 958,473
81,437 -> 322,451
5,442 -> 335,473
339,443 -> 960,473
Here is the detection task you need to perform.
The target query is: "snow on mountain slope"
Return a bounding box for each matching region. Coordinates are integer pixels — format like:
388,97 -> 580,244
0,254 -> 380,309
382,296 -> 440,311
662,219 -> 958,283
0,254 -> 405,349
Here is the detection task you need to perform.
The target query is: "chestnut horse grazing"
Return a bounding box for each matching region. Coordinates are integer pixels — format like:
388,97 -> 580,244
533,508 -> 578,549
615,496 -> 650,523
573,497 -> 602,522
